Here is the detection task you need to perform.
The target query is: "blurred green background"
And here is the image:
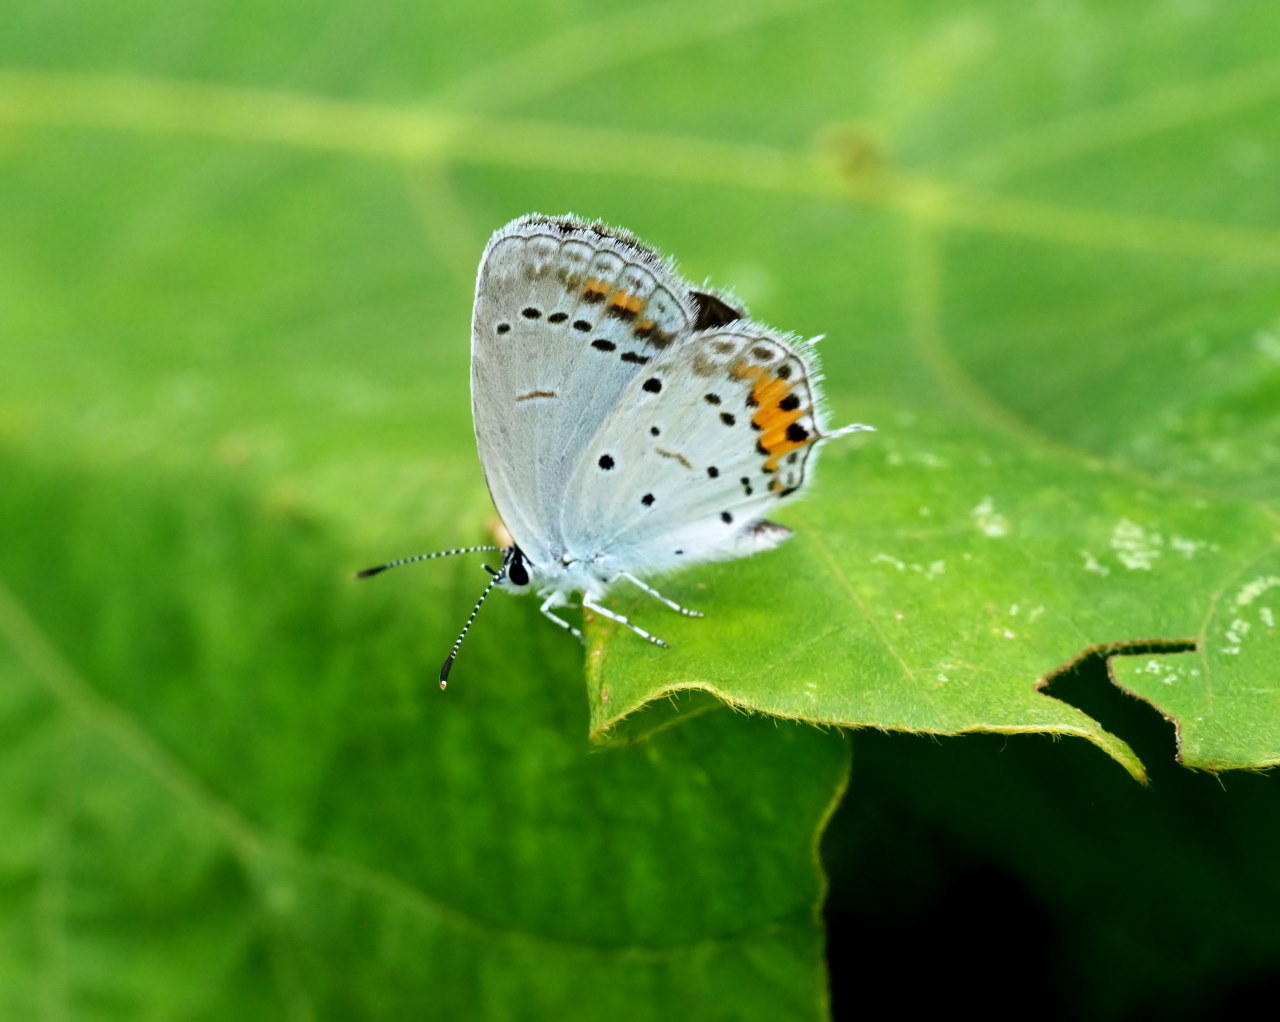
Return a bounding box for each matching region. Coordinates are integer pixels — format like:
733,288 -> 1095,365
3,1 -> 1279,1018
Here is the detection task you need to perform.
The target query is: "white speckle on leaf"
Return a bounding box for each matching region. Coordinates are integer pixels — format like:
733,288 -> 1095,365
919,506 -> 932,517
1081,550 -> 1110,575
887,449 -> 947,469
873,553 -> 947,580
1223,617 -> 1252,655
1170,535 -> 1210,558
1261,607 -> 1276,628
1003,629 -> 1016,639
936,673 -> 949,684
1138,658 -> 1185,686
1009,603 -> 1020,616
1234,576 -> 1280,608
1110,518 -> 1163,570
971,496 -> 1009,538
1028,605 -> 1045,622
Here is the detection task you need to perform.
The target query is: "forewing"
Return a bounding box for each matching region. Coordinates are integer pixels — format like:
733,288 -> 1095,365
470,215 -> 705,563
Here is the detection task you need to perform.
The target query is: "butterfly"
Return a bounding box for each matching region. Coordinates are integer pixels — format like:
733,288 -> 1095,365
359,214 -> 872,686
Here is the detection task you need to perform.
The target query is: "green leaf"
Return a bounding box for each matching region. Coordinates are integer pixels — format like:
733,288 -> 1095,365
1110,556 -> 1280,771
586,403 -> 1276,778
0,456 -> 847,1018
4,8 -> 1278,780
3,0 -> 1280,1015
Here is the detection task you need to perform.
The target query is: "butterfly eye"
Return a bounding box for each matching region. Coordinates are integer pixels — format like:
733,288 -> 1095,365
505,548 -> 531,588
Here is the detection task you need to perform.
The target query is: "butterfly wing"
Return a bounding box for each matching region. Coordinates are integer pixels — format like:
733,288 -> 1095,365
561,324 -> 845,579
471,215 -> 705,566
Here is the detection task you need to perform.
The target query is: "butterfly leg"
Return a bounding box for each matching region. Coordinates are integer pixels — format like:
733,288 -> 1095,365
583,597 -> 669,648
618,572 -> 703,618
540,595 -> 584,644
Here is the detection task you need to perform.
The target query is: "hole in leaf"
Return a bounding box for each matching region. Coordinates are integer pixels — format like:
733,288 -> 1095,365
1039,639 -> 1196,775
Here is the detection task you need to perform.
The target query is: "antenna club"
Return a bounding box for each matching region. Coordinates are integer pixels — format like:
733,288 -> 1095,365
354,546 -> 505,580
358,545 -> 510,688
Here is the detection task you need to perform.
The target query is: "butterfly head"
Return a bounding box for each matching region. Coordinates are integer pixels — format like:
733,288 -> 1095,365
489,545 -> 533,593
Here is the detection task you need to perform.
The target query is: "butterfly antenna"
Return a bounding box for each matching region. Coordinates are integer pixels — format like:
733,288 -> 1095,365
439,566 -> 504,689
355,546 -> 502,579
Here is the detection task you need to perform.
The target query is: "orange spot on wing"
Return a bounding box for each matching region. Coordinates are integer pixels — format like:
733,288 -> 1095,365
759,414 -> 805,450
761,433 -> 811,474
608,291 -> 647,315
728,361 -> 816,473
752,376 -> 791,411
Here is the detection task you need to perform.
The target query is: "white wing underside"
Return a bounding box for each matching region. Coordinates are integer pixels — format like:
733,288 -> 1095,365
558,325 -> 835,578
472,217 -> 699,565
471,215 -> 853,593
